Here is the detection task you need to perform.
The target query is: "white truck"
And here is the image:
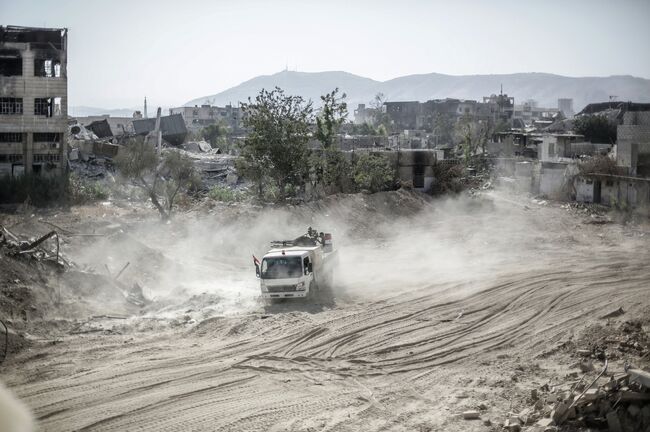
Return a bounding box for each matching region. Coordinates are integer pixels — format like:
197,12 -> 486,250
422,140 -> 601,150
254,227 -> 337,300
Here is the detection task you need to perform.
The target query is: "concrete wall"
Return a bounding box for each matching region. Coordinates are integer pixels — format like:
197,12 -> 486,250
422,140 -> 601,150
577,175 -> 650,210
539,162 -> 574,199
575,177 -> 594,203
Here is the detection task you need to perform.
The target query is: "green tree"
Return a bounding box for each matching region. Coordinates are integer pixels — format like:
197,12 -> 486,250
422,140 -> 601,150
573,115 -> 617,143
115,138 -> 198,220
313,88 -> 350,192
201,123 -> 229,148
350,122 -> 377,135
454,117 -> 493,165
316,88 -> 347,149
239,87 -> 313,201
370,93 -> 391,132
353,152 -> 394,193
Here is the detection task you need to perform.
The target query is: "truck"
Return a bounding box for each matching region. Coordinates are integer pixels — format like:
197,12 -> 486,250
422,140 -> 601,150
253,227 -> 337,300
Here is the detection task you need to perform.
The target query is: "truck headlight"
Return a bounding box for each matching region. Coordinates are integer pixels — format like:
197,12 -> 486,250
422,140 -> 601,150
261,283 -> 268,292
295,282 -> 305,291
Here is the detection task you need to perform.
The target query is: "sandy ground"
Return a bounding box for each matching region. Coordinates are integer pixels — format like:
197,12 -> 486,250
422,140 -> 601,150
1,190 -> 649,431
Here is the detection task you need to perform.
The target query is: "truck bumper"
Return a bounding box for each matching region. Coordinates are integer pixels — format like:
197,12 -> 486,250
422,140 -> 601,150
262,291 -> 308,299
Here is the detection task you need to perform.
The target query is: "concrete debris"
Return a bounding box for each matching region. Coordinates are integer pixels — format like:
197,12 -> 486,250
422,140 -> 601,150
105,262 -> 148,307
0,225 -> 67,270
69,120 -> 98,141
462,410 -> 480,420
628,367 -> 650,389
511,365 -> 650,432
576,320 -> 649,361
181,140 -> 213,153
167,148 -> 239,190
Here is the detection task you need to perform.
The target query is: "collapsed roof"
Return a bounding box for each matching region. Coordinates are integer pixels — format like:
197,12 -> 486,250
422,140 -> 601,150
132,113 -> 188,146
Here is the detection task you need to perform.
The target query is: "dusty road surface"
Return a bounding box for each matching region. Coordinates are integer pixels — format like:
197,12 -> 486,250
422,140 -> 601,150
1,190 -> 649,431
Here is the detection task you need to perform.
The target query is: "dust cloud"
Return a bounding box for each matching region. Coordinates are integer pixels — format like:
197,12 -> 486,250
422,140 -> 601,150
69,190 -> 607,320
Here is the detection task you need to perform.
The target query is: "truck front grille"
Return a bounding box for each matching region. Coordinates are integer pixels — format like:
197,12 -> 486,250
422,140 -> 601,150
267,285 -> 296,293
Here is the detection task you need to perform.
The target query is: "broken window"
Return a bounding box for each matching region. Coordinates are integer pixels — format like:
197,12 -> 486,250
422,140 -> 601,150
54,97 -> 62,116
0,98 -> 23,115
33,133 -> 61,149
33,154 -> 60,163
0,133 -> 23,143
0,49 -> 22,76
34,97 -> 62,117
34,58 -> 61,77
0,154 -> 23,163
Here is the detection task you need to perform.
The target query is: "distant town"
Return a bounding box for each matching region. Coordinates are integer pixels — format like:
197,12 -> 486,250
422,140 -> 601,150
1,24 -> 648,210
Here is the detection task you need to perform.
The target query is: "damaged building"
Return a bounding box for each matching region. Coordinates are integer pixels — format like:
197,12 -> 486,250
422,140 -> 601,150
0,25 -> 68,177
132,113 -> 188,146
169,104 -> 244,132
75,114 -> 137,136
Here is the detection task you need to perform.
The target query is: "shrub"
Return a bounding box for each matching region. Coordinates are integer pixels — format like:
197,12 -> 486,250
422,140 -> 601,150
68,174 -> 109,204
0,174 -> 68,206
573,115 -> 617,144
429,162 -> 464,195
208,185 -> 242,202
578,155 -> 623,176
353,153 -> 395,193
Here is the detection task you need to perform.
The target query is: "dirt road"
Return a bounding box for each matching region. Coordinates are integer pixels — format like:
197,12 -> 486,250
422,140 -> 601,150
2,191 -> 649,431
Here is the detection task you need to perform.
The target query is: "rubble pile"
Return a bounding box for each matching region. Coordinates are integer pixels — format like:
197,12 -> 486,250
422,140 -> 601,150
491,319 -> 650,431
571,319 -> 650,362
0,225 -> 68,270
169,147 -> 239,190
69,153 -> 115,180
496,364 -> 650,432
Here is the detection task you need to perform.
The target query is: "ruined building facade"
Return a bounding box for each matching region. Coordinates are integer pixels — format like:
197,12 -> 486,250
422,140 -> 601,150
169,104 -> 244,132
0,26 -> 68,177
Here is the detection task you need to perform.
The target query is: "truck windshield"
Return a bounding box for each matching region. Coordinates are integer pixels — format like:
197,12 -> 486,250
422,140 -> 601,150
261,256 -> 302,279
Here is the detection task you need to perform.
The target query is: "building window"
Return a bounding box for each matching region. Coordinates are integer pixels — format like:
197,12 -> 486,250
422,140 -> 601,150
33,154 -> 61,163
34,58 -> 62,78
0,51 -> 22,76
0,154 -> 23,163
0,98 -> 23,115
34,97 -> 62,117
0,133 -> 23,143
33,133 -> 61,149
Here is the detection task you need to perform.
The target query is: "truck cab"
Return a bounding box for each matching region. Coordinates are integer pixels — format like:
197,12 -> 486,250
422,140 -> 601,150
258,248 -> 317,299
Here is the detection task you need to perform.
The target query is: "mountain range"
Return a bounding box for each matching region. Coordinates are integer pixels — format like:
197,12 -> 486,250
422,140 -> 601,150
185,70 -> 650,112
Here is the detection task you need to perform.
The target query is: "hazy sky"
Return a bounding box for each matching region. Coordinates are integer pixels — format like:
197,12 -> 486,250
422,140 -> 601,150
2,0 -> 649,109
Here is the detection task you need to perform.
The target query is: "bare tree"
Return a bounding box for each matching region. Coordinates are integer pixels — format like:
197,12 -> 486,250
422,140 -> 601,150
115,138 -> 198,220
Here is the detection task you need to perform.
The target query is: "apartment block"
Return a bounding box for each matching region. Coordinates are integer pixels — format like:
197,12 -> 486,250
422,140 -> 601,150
0,26 -> 68,177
